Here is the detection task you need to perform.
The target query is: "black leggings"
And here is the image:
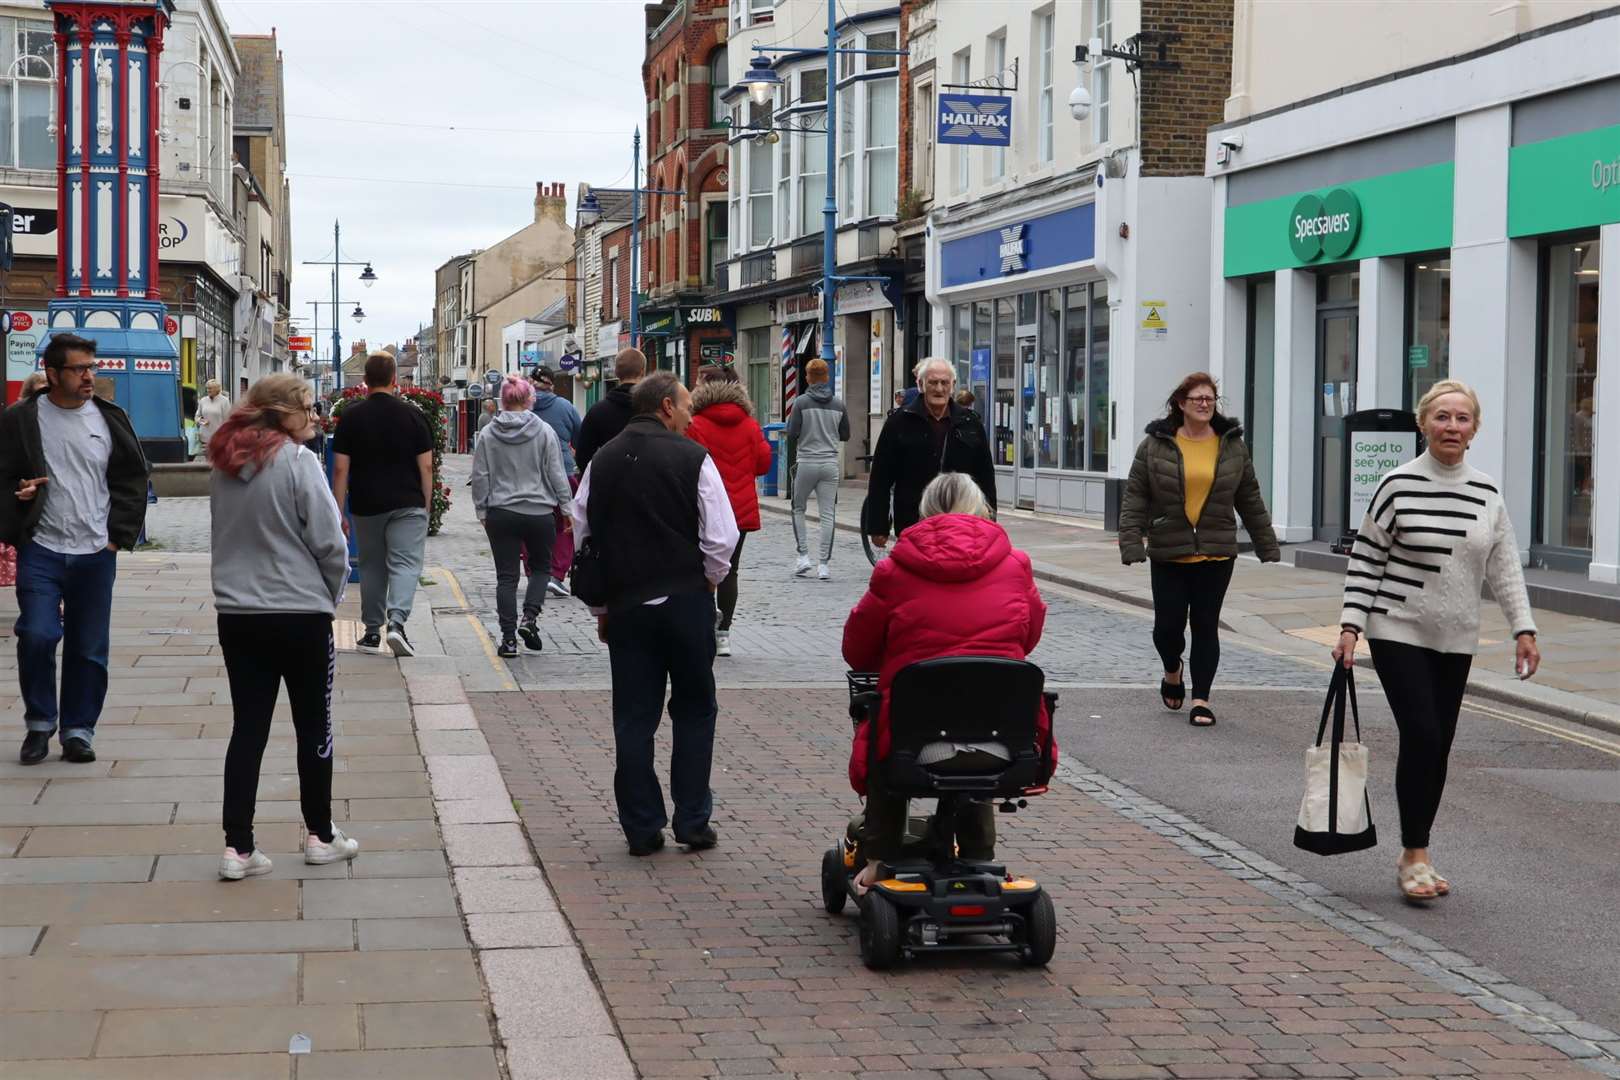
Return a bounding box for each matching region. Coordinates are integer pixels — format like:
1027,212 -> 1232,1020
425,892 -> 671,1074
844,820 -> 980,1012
716,532 -> 747,632
483,507 -> 556,636
1149,558 -> 1235,700
1368,638 -> 1473,849
219,613 -> 337,854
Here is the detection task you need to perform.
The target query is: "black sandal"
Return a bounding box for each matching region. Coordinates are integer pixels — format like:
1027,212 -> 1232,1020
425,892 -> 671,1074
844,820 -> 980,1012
1160,664 -> 1185,711
1189,705 -> 1216,727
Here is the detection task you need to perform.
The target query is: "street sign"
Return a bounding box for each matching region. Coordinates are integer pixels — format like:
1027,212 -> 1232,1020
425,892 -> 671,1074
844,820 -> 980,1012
11,312 -> 32,332
288,335 -> 313,353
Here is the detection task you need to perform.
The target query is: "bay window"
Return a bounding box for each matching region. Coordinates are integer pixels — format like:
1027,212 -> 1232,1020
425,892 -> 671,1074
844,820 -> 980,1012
838,84 -> 855,222
800,124 -> 826,232
865,79 -> 897,217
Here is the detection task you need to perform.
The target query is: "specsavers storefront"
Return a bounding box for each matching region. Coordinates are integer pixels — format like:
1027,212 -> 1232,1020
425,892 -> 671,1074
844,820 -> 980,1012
1209,31 -> 1619,584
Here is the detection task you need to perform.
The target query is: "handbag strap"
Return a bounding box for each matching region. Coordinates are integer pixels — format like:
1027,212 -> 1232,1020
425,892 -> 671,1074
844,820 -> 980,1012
1314,665 -> 1346,747
1344,667 -> 1363,743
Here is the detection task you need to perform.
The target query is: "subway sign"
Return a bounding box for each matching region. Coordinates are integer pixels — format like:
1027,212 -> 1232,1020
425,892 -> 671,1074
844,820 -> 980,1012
1288,188 -> 1361,262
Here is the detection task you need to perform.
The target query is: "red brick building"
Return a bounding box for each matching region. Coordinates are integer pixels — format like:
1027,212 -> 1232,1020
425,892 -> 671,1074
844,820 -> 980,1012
640,0 -> 734,381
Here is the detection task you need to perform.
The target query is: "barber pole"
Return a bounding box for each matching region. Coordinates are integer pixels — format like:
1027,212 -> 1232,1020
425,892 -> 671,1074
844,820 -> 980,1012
781,324 -> 796,414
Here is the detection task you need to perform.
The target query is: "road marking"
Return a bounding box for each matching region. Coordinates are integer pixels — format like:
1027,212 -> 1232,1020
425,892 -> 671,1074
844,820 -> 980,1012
433,565 -> 517,692
1461,699 -> 1620,759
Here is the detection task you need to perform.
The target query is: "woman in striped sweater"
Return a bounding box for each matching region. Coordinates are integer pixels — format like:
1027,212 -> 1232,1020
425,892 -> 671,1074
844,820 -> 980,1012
1331,380 -> 1540,903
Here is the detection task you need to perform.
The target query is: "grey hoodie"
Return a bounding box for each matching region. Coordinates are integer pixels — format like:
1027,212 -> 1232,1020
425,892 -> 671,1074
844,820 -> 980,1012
210,440 -> 349,615
785,382 -> 850,462
471,409 -> 572,517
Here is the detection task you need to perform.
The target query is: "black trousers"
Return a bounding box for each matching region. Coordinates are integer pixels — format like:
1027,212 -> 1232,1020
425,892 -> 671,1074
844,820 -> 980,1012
1368,638 -> 1473,849
483,507 -> 557,636
716,532 -> 747,632
862,772 -> 995,865
1149,558 -> 1236,700
219,613 -> 337,854
605,591 -> 718,842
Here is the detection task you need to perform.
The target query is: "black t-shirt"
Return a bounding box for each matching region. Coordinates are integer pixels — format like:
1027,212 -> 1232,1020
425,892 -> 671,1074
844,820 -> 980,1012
927,409 -> 950,466
331,392 -> 434,516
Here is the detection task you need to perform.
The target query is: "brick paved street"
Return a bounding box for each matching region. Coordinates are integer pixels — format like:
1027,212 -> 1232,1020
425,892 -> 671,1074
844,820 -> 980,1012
475,687 -> 1599,1080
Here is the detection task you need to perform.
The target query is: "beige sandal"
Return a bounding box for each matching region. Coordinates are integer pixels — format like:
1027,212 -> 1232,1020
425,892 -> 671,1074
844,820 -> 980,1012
1428,867 -> 1451,896
1398,861 -> 1441,901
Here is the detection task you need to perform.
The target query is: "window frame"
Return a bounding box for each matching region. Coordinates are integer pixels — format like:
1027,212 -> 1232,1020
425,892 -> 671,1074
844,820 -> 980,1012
707,45 -> 728,127
951,48 -> 971,194
1036,9 -> 1054,164
985,31 -> 1006,182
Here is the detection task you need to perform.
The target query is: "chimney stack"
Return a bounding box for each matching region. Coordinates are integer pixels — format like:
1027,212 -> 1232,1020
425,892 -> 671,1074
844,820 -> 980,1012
535,181 -> 568,225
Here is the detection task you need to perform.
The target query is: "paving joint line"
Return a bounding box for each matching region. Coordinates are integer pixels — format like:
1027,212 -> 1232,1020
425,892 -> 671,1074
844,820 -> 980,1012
1052,755 -> 1620,1077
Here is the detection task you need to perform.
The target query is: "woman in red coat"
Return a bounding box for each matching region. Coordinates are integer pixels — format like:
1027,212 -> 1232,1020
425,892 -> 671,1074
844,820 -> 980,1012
842,472 -> 1057,891
686,365 -> 772,656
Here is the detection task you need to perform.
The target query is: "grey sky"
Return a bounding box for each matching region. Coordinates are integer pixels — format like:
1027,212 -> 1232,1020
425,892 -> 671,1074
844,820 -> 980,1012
218,0 -> 649,365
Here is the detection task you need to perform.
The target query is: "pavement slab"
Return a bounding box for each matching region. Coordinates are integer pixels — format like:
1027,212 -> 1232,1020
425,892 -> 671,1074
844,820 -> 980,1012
92,1003 -> 361,1057
300,947 -> 483,1003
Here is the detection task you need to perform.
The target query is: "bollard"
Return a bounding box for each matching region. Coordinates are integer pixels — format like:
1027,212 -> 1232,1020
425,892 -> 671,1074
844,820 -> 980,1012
762,422 -> 787,498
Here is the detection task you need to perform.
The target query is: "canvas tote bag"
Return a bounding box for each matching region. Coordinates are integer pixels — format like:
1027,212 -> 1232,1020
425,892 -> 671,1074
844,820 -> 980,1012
1294,665 -> 1377,855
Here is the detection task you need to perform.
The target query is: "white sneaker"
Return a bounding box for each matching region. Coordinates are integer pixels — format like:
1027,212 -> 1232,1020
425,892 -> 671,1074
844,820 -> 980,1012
305,827 -> 361,865
219,848 -> 273,881
794,555 -> 813,577
715,631 -> 732,657
817,564 -> 831,581
546,579 -> 570,598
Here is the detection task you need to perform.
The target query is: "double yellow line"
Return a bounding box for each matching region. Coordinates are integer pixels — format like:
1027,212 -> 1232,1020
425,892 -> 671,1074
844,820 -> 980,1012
1462,699 -> 1620,759
432,565 -> 518,692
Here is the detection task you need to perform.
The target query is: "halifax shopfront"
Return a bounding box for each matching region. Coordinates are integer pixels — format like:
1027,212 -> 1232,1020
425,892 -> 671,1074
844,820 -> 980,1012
929,198 -> 1112,516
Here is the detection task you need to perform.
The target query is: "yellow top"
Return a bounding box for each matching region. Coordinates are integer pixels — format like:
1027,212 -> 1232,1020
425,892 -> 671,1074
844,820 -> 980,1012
1173,433 -> 1230,564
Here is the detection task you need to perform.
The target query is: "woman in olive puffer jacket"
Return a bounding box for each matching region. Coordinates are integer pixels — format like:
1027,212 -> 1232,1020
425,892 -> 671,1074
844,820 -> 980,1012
1119,372 -> 1280,728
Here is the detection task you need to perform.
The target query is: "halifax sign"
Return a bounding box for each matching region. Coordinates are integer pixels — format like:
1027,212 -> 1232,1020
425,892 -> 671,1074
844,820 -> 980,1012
938,93 -> 1012,147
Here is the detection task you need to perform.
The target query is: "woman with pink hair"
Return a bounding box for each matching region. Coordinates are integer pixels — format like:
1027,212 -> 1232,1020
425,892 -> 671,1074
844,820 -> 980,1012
470,375 -> 573,658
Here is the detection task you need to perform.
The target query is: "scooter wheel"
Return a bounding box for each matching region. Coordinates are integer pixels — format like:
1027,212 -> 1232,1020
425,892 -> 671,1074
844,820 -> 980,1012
860,893 -> 901,970
820,847 -> 847,915
1021,891 -> 1056,967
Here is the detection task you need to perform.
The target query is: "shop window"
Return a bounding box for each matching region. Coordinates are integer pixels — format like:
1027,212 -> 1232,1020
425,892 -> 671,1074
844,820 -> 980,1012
1037,290 -> 1061,468
1244,279 -> 1276,506
972,300 -> 992,432
993,297 -> 1015,466
1537,237 -> 1600,555
952,304 -> 971,389
1405,258 -> 1450,408
1062,286 -> 1087,469
1088,281 -> 1109,471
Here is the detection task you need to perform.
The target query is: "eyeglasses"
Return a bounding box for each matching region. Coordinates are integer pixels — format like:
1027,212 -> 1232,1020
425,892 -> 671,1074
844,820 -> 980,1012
60,362 -> 100,377
1184,395 -> 1217,407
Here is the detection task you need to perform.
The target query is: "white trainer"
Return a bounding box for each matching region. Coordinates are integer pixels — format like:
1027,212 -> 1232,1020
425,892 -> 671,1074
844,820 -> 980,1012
794,555 -> 813,577
305,827 -> 361,865
219,848 -> 273,881
715,631 -> 732,657
546,578 -> 570,598
817,564 -> 831,581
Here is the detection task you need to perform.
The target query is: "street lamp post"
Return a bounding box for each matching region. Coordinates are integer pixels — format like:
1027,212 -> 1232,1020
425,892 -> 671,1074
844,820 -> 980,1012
306,272 -> 364,393
302,221 -> 376,391
739,10 -> 905,390
576,130 -> 682,352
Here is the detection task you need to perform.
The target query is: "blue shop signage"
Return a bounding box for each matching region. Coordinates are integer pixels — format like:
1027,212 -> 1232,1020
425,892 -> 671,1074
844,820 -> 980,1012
939,203 -> 1095,287
937,93 -> 1013,147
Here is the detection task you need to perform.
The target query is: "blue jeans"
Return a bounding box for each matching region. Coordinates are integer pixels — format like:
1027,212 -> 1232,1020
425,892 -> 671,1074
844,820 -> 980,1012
15,542 -> 117,744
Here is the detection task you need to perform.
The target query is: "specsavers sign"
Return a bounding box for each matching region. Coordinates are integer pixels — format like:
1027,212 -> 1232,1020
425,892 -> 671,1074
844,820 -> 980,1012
1223,162 -> 1452,278
1508,121 -> 1620,237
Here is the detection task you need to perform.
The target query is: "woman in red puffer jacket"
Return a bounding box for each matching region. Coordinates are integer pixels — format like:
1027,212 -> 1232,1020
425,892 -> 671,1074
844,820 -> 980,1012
686,366 -> 772,655
842,472 -> 1057,891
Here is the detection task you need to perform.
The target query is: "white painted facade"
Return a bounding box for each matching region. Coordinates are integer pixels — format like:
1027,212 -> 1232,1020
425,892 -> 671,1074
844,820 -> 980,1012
1206,7 -> 1620,582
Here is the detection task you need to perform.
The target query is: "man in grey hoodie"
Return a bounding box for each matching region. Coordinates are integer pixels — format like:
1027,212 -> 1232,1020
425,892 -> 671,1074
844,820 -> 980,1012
784,358 -> 850,579
471,376 -> 573,657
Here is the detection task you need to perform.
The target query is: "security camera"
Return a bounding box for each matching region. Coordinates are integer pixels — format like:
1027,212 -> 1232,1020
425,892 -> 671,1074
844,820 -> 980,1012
1068,83 -> 1092,122
1219,133 -> 1244,152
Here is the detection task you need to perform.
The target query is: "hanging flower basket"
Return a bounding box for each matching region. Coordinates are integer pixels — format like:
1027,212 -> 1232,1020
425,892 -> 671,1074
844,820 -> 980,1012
326,386 -> 452,536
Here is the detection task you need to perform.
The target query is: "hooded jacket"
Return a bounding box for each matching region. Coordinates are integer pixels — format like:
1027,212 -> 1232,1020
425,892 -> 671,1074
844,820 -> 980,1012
210,439 -> 348,615
685,380 -> 772,533
866,396 -> 997,538
1118,414 -> 1281,564
530,390 -> 583,474
842,513 -> 1056,796
785,382 -> 850,462
0,393 -> 149,550
470,409 -> 572,518
575,382 -> 634,473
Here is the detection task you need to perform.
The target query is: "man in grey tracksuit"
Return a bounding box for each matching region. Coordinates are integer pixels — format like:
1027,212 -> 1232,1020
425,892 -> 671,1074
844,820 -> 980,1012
784,358 -> 849,579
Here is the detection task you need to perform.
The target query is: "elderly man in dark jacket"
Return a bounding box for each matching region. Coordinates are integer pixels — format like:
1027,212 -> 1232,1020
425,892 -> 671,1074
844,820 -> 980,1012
0,333 -> 150,765
866,358 -> 995,547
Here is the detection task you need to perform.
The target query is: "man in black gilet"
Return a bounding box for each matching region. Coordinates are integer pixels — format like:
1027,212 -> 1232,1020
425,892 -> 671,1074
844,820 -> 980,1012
571,371 -> 739,856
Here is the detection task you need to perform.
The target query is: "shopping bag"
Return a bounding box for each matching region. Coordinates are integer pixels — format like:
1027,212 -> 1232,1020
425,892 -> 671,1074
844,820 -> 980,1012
1294,665 -> 1377,855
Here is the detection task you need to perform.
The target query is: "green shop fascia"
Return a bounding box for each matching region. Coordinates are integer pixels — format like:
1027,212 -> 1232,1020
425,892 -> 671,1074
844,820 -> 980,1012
1224,162 -> 1455,278
1508,120 -> 1620,237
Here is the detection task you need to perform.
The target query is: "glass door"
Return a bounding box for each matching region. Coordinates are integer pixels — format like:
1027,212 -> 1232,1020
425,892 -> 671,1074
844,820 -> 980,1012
1016,333 -> 1038,508
1315,311 -> 1359,541
1535,236 -> 1600,567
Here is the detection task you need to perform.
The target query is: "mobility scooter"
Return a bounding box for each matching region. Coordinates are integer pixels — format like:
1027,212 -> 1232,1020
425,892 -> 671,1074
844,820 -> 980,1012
821,656 -> 1059,969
